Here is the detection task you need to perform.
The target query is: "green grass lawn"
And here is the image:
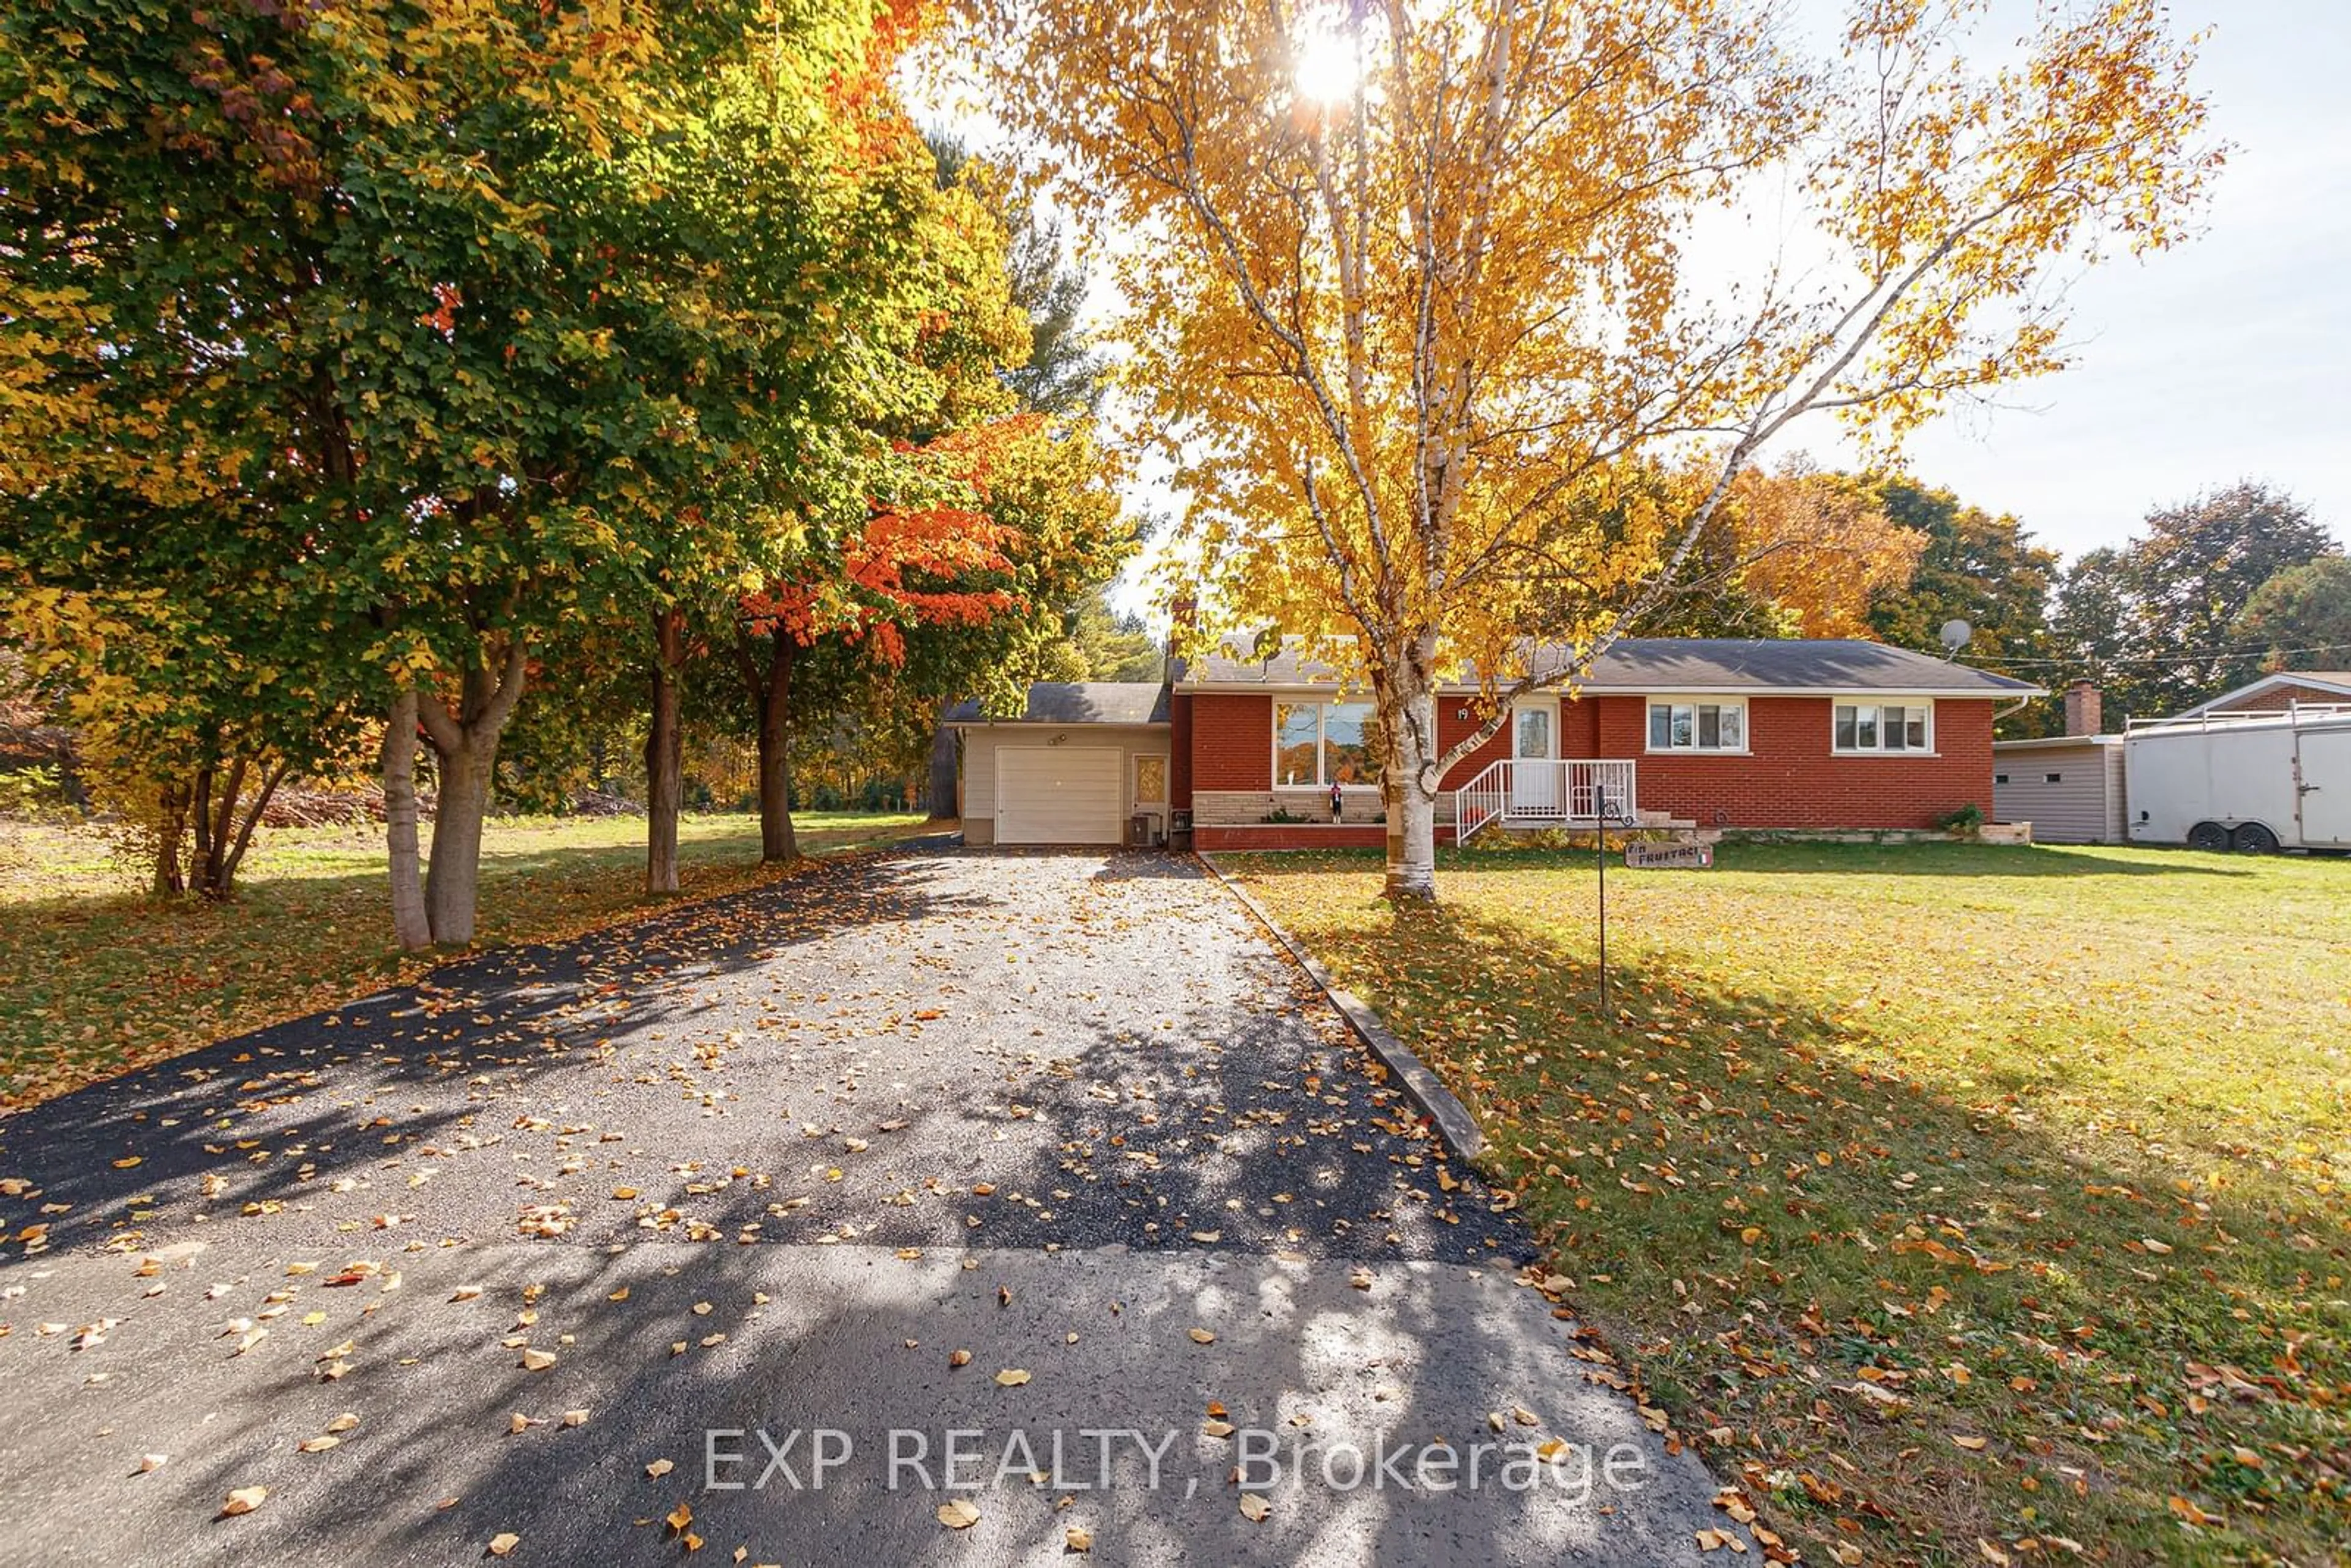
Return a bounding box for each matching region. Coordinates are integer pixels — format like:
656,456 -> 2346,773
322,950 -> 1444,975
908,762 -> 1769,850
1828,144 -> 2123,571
0,809 -> 931,1108
1222,841 -> 2350,1566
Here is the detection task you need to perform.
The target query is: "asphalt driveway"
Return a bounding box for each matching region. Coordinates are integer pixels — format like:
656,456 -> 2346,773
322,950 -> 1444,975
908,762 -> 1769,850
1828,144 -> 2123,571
0,849 -> 1736,1565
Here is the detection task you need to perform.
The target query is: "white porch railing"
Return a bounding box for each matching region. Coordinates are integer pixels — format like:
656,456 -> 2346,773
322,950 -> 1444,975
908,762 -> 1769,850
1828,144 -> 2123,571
1455,759 -> 1638,841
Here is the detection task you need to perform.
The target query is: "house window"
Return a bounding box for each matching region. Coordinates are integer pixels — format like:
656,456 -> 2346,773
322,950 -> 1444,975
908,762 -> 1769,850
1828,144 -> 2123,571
1135,755 -> 1167,805
1273,700 -> 1382,786
2045,772 -> 2062,784
1834,702 -> 1933,754
1646,699 -> 1746,752
1995,772 -> 2010,784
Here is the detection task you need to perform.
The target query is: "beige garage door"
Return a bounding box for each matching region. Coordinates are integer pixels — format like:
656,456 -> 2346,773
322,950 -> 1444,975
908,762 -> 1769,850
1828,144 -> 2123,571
995,746 -> 1125,845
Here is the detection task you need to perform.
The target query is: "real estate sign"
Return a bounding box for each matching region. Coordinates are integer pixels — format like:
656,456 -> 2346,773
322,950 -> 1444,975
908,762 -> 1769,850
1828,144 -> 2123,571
1624,841 -> 1714,869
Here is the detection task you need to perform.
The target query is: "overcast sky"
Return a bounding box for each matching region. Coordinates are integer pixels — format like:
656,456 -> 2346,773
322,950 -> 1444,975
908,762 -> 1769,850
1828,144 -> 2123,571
924,1 -> 2351,614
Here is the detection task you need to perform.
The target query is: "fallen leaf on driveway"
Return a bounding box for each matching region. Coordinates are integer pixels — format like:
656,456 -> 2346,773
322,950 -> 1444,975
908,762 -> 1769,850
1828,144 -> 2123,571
939,1499 -> 981,1529
1188,1327 -> 1216,1345
646,1459 -> 675,1479
488,1534 -> 520,1558
1065,1524 -> 1093,1551
995,1368 -> 1031,1387
1238,1493 -> 1270,1522
520,1348 -> 557,1371
219,1487 -> 267,1517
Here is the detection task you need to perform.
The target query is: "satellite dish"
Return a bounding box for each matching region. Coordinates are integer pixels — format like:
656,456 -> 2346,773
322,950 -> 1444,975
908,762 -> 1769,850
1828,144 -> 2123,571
1938,619 -> 1973,658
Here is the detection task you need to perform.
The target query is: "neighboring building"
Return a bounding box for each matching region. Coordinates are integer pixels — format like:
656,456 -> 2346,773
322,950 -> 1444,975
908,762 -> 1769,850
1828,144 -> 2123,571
949,637 -> 2039,849
2174,670 -> 2351,718
1993,680 -> 2128,844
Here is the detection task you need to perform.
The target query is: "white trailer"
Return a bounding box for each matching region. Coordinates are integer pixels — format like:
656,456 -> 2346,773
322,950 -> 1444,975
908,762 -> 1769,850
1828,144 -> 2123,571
2124,705 -> 2351,852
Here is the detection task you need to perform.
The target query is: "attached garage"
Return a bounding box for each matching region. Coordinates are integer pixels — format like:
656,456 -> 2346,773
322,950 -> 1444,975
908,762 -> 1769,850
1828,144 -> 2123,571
942,683 -> 1172,849
994,745 -> 1125,844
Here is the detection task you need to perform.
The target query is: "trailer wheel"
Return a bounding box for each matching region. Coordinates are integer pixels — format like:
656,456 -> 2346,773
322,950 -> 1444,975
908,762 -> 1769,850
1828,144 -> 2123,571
2230,822 -> 2281,854
2186,820 -> 2230,852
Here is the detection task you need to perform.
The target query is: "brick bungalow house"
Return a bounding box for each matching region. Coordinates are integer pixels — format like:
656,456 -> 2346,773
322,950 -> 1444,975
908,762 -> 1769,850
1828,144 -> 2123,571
946,637 -> 2039,849
2173,669 -> 2351,718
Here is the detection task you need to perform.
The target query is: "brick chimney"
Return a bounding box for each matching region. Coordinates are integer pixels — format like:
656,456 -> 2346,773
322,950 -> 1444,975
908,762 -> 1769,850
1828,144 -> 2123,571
2063,680 -> 2102,737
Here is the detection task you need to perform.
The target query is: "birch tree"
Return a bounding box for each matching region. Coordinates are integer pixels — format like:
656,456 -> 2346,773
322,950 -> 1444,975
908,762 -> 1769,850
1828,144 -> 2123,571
970,0 -> 2221,897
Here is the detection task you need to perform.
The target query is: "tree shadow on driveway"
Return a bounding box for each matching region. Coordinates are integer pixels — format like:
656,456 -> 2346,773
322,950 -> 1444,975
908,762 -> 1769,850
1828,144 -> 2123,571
0,849 -> 1736,1566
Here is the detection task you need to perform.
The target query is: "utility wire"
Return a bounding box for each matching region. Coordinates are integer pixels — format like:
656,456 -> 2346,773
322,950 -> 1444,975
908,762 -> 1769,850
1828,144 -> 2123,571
1968,640 -> 2351,673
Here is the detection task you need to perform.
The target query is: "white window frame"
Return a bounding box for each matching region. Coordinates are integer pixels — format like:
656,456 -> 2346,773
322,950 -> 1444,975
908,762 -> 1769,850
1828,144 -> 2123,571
1644,696 -> 1750,755
1271,699 -> 1382,787
1832,700 -> 1935,755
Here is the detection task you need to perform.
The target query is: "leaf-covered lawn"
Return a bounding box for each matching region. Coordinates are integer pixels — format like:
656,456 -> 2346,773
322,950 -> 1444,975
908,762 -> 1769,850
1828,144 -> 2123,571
0,811 -> 931,1108
1222,841 -> 2350,1566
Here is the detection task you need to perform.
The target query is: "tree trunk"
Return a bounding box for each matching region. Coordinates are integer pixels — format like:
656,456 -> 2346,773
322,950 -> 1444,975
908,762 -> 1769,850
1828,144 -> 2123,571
411,638 -> 531,946
737,629 -> 799,863
1380,671 -> 1441,902
152,782 -> 189,897
425,740 -> 493,941
757,634 -> 797,862
209,760 -> 288,897
189,763 -> 216,893
644,608 -> 686,896
188,755 -> 248,899
383,689 -> 431,950
928,704 -> 958,819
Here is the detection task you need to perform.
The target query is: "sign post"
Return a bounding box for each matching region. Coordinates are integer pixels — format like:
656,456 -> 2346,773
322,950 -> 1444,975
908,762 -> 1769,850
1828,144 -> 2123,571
1594,784 -> 1609,1014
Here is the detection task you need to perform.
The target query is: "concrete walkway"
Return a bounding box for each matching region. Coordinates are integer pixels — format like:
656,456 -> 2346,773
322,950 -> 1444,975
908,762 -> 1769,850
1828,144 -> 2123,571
0,850 -> 1734,1565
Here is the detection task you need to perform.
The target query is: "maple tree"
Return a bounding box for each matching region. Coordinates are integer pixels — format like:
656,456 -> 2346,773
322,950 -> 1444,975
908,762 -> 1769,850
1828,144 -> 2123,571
0,0 -> 994,939
972,0 -> 2222,896
734,413 -> 1127,860
1635,463 -> 1924,640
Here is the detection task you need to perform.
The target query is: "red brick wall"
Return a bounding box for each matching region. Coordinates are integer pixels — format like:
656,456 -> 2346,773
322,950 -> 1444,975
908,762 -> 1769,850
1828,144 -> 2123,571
1598,694 -> 1993,828
1194,823 -> 1462,850
1170,691 -> 1194,809
2226,681 -> 2351,714
1190,693 -> 1277,790
1434,696 -> 1603,785
1182,687 -> 1995,828
1189,691 -> 1540,792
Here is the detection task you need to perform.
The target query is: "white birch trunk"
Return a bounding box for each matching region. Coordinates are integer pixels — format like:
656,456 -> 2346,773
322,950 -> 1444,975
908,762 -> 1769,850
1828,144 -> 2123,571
1381,678 -> 1441,901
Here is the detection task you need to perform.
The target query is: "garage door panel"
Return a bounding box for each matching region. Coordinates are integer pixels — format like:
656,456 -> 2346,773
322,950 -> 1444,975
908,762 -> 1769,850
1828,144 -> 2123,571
996,746 -> 1124,845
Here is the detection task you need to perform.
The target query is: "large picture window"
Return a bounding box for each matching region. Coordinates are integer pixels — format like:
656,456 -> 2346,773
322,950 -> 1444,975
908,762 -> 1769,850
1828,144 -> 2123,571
1834,702 -> 1932,753
1273,700 -> 1383,786
1646,699 -> 1746,752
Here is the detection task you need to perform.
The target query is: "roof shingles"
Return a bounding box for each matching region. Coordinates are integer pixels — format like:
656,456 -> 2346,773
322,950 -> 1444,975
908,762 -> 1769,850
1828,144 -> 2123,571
1187,636 -> 2037,696
943,682 -> 1169,726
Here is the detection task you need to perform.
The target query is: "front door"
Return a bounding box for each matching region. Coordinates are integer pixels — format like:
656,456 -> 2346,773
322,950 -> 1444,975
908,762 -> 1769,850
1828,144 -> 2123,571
1510,698 -> 1559,815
